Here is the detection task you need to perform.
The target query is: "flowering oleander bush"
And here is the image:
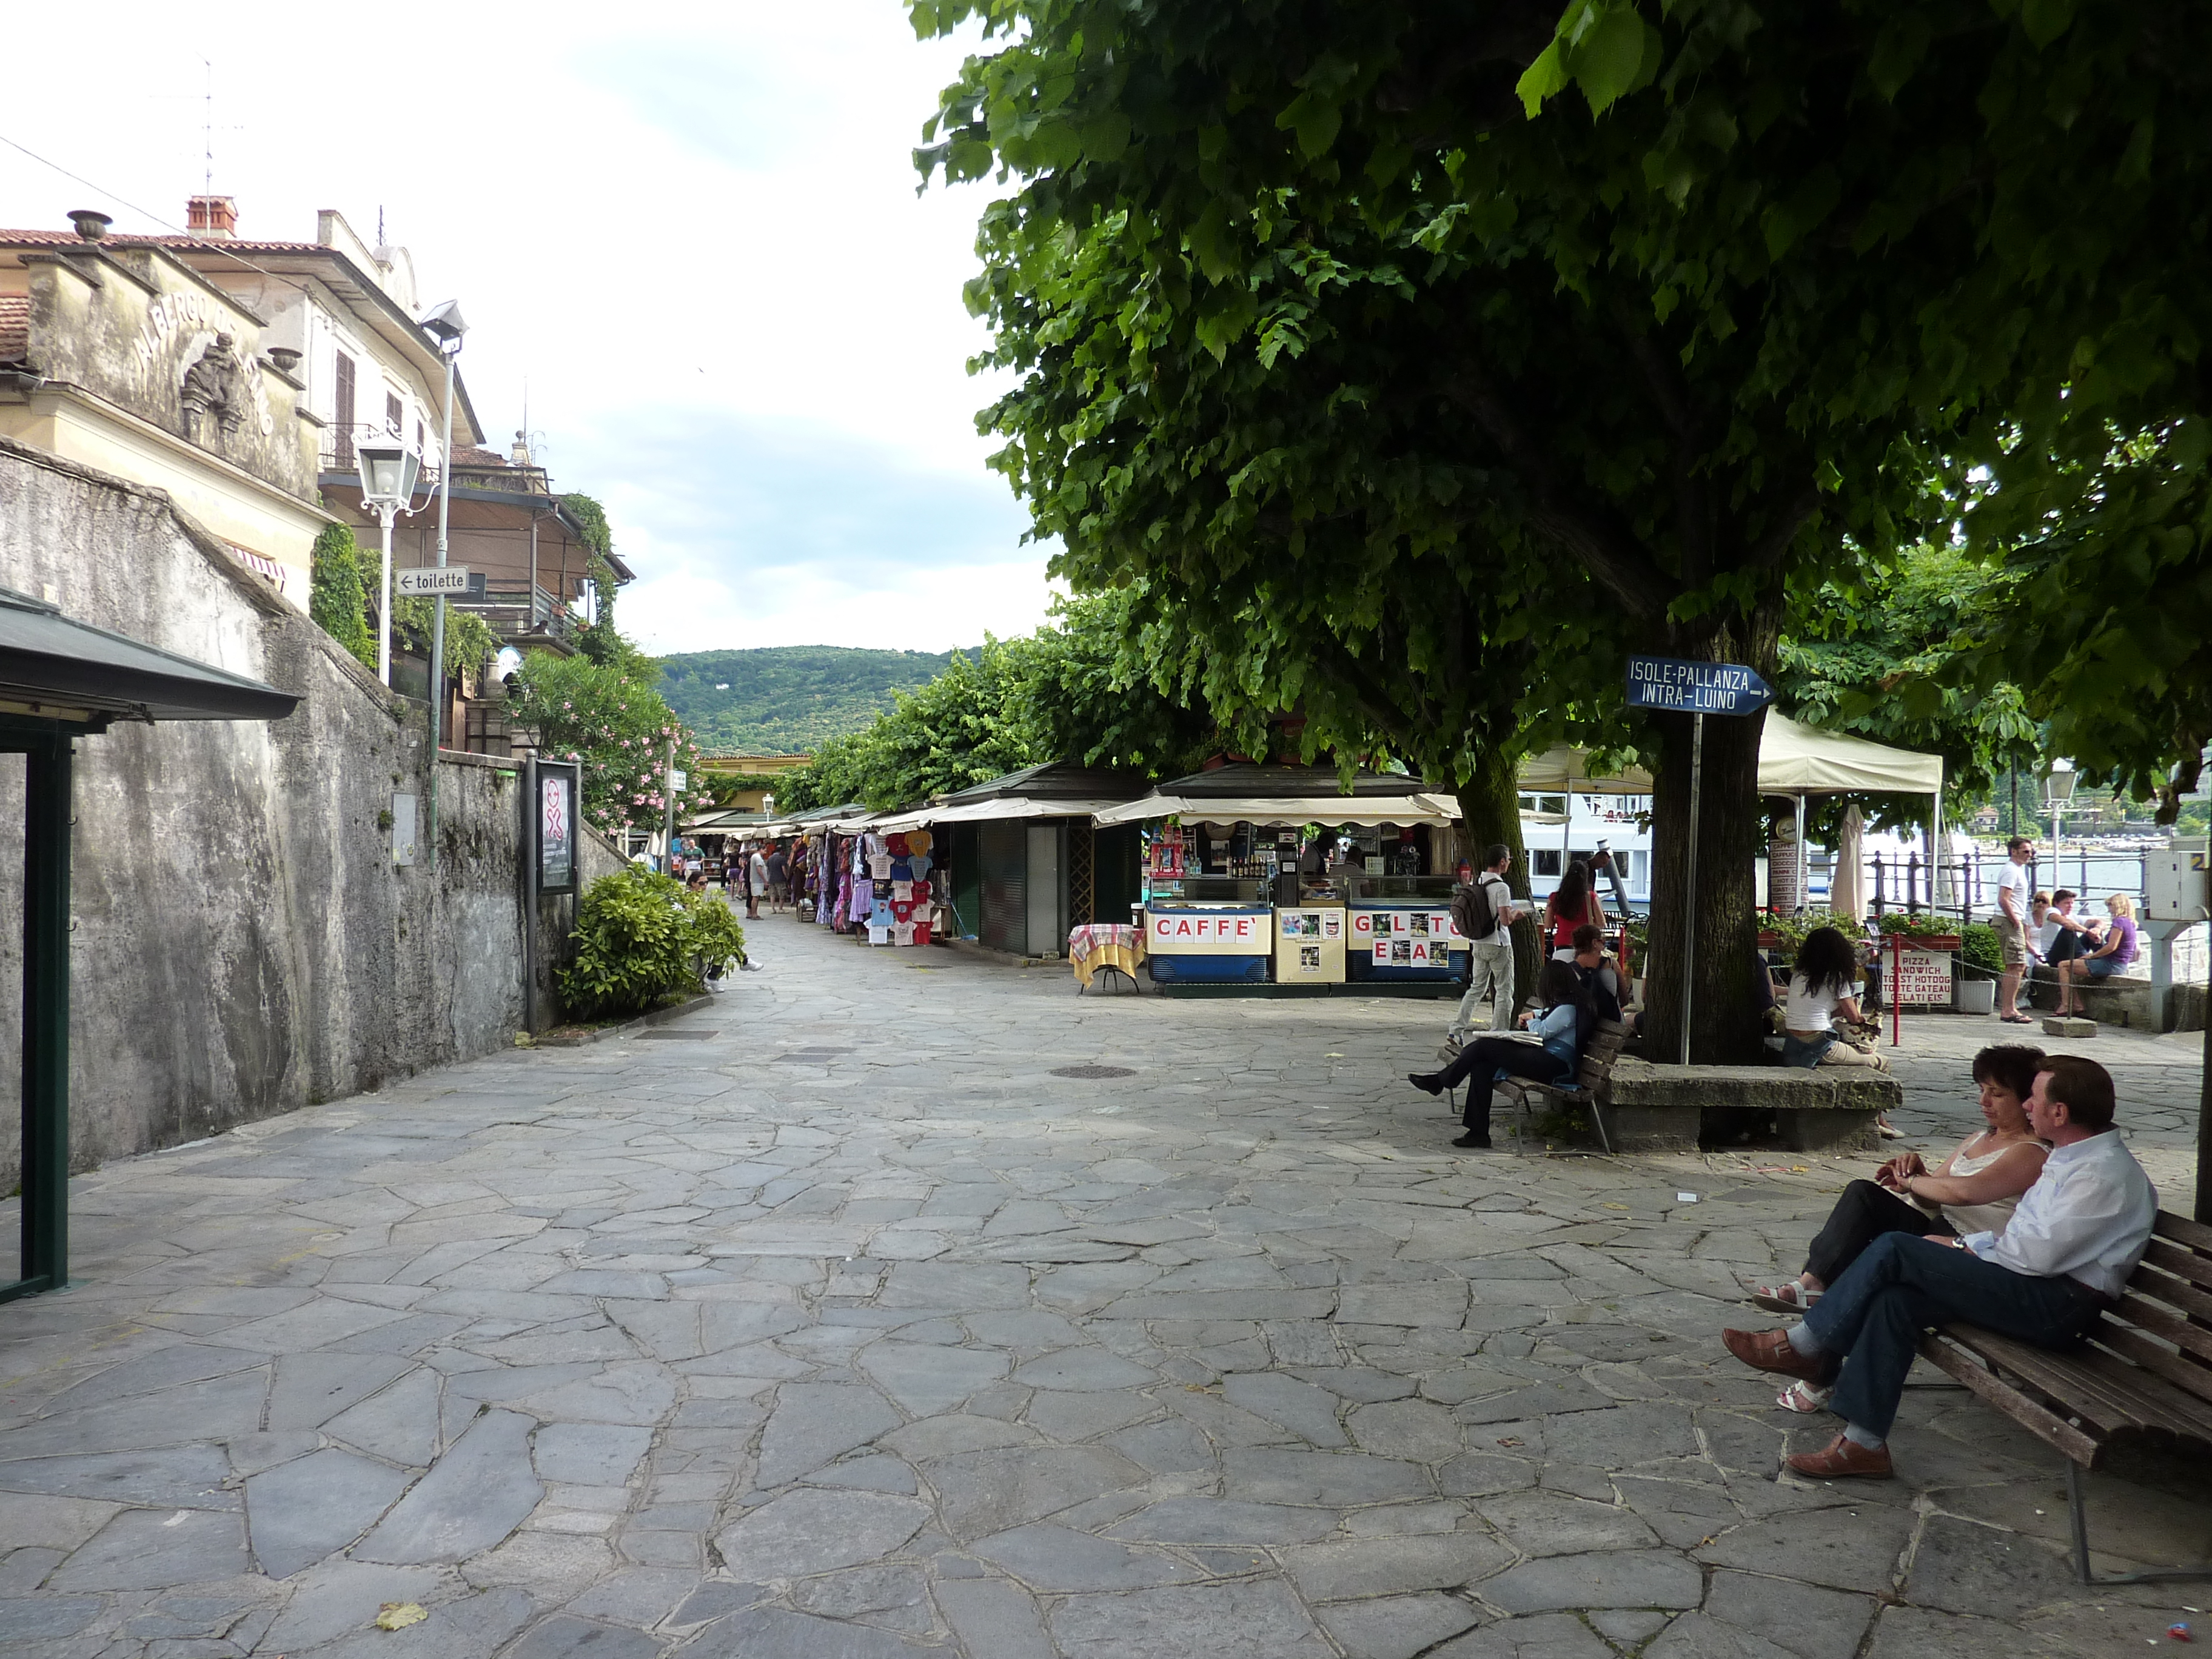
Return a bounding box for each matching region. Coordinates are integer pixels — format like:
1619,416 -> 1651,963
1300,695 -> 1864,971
512,652 -> 714,839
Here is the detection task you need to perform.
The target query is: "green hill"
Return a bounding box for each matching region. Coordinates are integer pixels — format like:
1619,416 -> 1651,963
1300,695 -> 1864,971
658,646 -> 975,754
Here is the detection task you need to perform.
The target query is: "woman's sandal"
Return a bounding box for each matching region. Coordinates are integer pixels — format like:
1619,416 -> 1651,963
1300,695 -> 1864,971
1749,1281 -> 1821,1314
1777,1378 -> 1833,1414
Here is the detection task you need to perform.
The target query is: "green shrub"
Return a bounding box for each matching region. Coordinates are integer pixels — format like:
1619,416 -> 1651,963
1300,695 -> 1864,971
558,867 -> 746,1021
1960,922 -> 2003,973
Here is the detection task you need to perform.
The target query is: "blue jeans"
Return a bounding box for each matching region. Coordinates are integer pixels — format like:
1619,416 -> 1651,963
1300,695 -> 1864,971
1802,1233 -> 2107,1438
1781,1031 -> 1835,1068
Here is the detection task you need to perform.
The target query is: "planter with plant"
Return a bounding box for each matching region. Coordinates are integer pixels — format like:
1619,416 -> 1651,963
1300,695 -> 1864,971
1873,911 -> 1962,951
559,866 -> 748,1022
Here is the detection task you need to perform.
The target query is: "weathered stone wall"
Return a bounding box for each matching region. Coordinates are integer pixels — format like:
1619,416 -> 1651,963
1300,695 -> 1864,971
0,437 -> 623,1180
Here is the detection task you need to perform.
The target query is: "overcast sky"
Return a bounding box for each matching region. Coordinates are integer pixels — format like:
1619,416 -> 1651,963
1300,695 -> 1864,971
0,1 -> 1056,655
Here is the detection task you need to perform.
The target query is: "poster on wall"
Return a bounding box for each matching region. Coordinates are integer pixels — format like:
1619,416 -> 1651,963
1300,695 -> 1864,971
536,762 -> 580,895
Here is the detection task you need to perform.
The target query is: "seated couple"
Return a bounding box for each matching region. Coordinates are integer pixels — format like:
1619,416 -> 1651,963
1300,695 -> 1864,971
1722,1051 -> 2157,1478
1407,930 -> 1620,1151
2033,890 -> 2139,1017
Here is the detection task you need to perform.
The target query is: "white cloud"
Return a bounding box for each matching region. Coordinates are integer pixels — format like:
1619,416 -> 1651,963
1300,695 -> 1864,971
0,0 -> 1053,653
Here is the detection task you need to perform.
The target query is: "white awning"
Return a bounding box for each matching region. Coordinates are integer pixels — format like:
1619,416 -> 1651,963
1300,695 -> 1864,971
1091,793 -> 1461,828
874,796 -> 1134,833
1516,714 -> 1942,800
1756,712 -> 1943,797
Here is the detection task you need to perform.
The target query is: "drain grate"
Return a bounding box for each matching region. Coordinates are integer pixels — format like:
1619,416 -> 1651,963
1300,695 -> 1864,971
1051,1064 -> 1135,1079
637,1029 -> 719,1042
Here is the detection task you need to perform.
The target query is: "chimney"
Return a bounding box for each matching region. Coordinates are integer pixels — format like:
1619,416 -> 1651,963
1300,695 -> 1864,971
511,430 -> 532,467
186,195 -> 238,238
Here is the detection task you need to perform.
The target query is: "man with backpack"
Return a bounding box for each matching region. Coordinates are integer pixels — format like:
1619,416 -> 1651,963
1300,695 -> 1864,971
1445,843 -> 1520,1057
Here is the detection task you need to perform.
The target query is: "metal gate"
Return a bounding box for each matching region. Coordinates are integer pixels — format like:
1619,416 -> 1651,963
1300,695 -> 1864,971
979,820 -> 1026,954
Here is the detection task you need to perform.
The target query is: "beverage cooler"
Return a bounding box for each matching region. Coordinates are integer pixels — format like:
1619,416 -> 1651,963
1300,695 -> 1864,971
1348,900 -> 1467,982
1273,904 -> 1347,984
1144,903 -> 1273,984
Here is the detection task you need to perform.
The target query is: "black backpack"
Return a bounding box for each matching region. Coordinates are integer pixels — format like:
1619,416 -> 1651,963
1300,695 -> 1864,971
1452,876 -> 1496,942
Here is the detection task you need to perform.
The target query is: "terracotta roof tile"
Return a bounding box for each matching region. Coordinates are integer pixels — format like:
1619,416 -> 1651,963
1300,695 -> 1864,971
0,228 -> 327,256
0,293 -> 27,363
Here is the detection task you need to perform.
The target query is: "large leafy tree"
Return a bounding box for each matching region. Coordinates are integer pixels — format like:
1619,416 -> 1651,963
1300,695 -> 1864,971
913,0 -> 2207,1061
1778,540 -> 2037,833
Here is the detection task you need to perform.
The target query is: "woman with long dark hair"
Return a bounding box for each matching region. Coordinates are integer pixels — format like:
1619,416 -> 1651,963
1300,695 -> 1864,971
1409,960 -> 1590,1151
1781,926 -> 1877,1070
1544,859 -> 1605,960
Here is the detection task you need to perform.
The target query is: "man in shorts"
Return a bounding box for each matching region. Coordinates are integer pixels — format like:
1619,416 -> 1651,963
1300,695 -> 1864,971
1993,836 -> 2034,1024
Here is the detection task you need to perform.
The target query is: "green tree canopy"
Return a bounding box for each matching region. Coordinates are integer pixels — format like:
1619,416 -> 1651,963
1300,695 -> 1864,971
911,0 -> 2208,1059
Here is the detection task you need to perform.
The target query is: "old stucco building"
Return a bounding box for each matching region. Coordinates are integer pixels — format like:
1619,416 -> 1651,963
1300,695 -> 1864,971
0,196 -> 483,611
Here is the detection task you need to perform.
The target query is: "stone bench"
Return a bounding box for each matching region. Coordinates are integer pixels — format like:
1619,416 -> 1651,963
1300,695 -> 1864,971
2025,969 -> 2204,1032
1600,1057 -> 1898,1155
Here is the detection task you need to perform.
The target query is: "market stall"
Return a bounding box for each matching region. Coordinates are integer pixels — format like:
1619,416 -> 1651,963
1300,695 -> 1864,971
1093,763 -> 1465,989
877,764 -> 1150,956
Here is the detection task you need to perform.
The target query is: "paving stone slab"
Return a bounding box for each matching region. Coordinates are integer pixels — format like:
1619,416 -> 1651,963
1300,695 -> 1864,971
714,1490 -> 930,1578
1047,1580 -> 1333,1659
756,1385 -> 904,1488
245,1447 -> 412,1578
353,1409 -> 541,1565
1315,1592 -> 1484,1659
1284,1532 -> 1516,1600
1478,1548 -> 1703,1614
47,1507 -> 251,1591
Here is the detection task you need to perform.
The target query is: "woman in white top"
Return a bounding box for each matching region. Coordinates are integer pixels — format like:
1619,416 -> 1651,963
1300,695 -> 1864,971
1780,927 -> 1881,1071
1752,1042 -> 2047,1313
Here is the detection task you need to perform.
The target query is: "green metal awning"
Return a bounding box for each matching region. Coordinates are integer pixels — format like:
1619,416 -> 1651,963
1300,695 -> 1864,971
1,589 -> 298,1306
0,587 -> 300,728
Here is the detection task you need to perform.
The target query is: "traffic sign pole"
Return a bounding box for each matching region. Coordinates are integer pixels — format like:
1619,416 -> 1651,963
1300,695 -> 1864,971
1681,711 -> 1703,1068
1623,653 -> 1774,1068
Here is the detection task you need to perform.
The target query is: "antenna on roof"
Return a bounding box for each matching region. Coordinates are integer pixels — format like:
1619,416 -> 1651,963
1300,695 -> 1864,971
203,61 -> 215,195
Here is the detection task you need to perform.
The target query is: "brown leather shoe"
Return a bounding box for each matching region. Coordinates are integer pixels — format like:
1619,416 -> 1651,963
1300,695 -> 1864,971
1785,1433 -> 1894,1479
1722,1326 -> 1830,1382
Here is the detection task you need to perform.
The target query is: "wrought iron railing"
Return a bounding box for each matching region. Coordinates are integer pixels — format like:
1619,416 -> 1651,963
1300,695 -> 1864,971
317,423 -> 441,492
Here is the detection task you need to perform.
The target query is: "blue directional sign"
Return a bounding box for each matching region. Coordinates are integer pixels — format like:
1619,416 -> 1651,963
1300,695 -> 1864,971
1625,654 -> 1775,716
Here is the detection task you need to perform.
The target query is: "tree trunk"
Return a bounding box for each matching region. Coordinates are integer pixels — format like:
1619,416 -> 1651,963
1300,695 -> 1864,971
1640,602 -> 1782,1065
1455,746 -> 1541,1017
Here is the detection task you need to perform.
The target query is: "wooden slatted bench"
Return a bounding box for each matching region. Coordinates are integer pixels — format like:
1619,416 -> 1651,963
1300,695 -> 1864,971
1488,1017 -> 1631,1155
1917,1209 -> 2212,1584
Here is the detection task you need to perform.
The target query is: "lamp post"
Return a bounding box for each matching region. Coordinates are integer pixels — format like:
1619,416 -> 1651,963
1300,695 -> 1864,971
2046,758 -> 2077,891
418,300 -> 468,862
353,435 -> 420,686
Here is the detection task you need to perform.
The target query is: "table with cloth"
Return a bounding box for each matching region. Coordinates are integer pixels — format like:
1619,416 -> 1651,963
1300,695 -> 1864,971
1068,923 -> 1146,990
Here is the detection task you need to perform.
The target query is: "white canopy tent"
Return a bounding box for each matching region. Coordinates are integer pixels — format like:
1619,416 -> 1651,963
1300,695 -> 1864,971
875,796 -> 1136,834
1515,714 -> 1944,916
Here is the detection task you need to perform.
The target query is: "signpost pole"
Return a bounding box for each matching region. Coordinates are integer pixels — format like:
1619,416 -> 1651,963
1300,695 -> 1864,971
661,736 -> 680,874
1679,711 -> 1703,1067
522,754 -> 539,1038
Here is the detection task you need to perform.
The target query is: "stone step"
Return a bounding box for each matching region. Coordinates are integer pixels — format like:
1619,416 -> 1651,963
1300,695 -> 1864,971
2042,1014 -> 2098,1037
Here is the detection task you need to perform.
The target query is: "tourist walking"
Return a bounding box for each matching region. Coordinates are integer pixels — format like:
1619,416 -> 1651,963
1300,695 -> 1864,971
1444,843 -> 1519,1056
747,843 -> 769,920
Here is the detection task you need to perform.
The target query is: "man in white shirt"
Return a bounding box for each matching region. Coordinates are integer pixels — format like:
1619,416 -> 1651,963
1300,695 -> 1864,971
1445,843 -> 1521,1055
1721,1054 -> 2156,1478
1994,835 -> 2035,1023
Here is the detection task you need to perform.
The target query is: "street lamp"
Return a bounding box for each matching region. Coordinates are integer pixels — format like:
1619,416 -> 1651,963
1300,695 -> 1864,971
418,300 -> 468,863
2046,759 -> 2078,888
354,434 -> 420,686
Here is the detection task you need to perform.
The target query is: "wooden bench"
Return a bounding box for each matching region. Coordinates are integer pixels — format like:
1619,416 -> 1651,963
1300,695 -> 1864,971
1486,1017 -> 1631,1155
1917,1209 -> 2212,1584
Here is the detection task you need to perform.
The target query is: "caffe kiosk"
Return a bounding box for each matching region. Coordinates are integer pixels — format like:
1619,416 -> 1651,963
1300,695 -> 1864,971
1092,763 -> 1464,989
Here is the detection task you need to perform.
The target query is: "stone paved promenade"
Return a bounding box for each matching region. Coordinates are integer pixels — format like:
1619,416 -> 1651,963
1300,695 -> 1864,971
2,917 -> 2207,1657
